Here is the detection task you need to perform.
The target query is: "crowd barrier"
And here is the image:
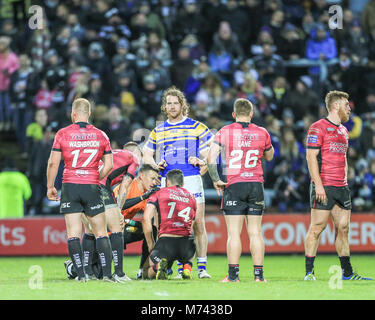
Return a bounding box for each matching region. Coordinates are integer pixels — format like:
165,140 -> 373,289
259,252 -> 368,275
1,213 -> 375,256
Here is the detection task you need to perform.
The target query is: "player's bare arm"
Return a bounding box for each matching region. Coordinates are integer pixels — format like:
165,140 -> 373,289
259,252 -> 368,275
99,153 -> 113,181
207,142 -> 227,195
142,203 -> 157,252
263,145 -> 275,161
46,150 -> 62,201
306,148 -> 326,204
143,147 -> 167,171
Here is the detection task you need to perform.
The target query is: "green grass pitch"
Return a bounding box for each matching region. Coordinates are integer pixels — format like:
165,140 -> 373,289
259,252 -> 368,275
0,255 -> 374,300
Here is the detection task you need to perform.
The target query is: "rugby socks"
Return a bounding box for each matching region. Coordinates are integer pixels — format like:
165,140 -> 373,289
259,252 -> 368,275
197,257 -> 207,271
228,264 -> 239,281
339,256 -> 353,277
177,262 -> 183,274
305,256 -> 315,274
110,232 -> 124,277
82,233 -> 96,276
254,265 -> 264,278
96,236 -> 113,278
67,237 -> 85,279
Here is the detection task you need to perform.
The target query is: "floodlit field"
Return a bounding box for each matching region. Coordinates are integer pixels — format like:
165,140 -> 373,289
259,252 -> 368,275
0,255 -> 374,300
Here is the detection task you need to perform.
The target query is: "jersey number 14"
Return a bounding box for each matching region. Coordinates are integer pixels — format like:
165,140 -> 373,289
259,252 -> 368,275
167,202 -> 191,222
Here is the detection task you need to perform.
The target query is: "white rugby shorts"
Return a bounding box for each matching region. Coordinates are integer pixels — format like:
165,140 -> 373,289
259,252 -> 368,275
161,174 -> 205,204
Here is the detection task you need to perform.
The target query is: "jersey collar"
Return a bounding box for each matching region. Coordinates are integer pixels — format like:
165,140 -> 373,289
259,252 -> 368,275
75,121 -> 89,128
324,117 -> 340,127
236,121 -> 251,128
166,116 -> 187,125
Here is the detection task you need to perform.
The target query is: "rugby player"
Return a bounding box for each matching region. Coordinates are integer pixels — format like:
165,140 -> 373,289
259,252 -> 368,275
143,86 -> 213,279
207,98 -> 274,282
142,169 -> 196,280
64,163 -> 160,281
116,164 -> 161,279
47,98 -> 114,282
79,141 -> 141,282
304,91 -> 372,281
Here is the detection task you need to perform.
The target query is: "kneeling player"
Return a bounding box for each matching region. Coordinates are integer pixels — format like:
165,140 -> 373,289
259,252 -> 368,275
142,169 -> 197,280
64,142 -> 141,282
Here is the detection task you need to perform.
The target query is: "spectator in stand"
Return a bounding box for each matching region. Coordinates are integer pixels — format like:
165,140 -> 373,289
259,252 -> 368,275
145,58 -> 171,90
253,43 -> 284,87
342,20 -> 370,66
136,31 -> 172,68
306,23 -> 338,77
82,73 -> 109,106
0,36 -> 19,132
136,1 -> 166,41
170,45 -> 194,91
250,27 -> 276,56
27,125 -> 57,216
279,127 -> 305,172
25,109 -> 48,156
184,55 -> 210,103
111,38 -> 137,77
138,74 -> 162,118
171,0 -> 205,51
268,76 -> 289,118
361,0 -> 375,35
244,0 -> 264,47
9,54 -> 40,154
200,0 -> 226,51
196,72 -> 222,112
282,76 -> 320,120
220,0 -> 250,50
268,9 -> 285,46
0,157 -> 31,218
85,42 -> 112,95
180,34 -> 206,61
211,21 -> 244,65
102,105 -> 130,147
208,44 -> 233,88
219,87 -> 238,122
278,23 -> 305,61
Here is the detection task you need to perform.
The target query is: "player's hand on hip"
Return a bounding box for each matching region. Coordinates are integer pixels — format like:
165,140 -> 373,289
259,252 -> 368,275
47,187 -> 59,201
315,184 -> 327,204
213,180 -> 227,196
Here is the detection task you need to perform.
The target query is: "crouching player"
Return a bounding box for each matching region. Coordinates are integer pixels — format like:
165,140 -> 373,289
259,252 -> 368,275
64,142 -> 141,282
142,169 -> 197,280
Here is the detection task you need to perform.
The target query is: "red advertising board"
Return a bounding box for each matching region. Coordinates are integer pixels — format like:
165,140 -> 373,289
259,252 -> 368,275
1,214 -> 375,256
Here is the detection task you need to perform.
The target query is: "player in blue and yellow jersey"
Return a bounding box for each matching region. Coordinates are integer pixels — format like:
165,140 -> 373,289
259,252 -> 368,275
143,86 -> 214,279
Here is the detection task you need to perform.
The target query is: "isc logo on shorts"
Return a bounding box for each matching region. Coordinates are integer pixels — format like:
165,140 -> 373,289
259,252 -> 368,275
194,192 -> 203,198
226,201 -> 237,206
61,202 -> 71,208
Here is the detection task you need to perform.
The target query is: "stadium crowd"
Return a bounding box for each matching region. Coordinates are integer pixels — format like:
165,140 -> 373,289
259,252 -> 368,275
1,0 -> 375,216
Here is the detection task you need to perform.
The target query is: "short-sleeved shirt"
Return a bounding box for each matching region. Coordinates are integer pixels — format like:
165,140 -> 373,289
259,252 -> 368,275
214,122 -> 272,187
144,117 -> 214,177
52,122 -> 112,185
306,118 -> 349,187
99,149 -> 140,189
148,186 -> 196,237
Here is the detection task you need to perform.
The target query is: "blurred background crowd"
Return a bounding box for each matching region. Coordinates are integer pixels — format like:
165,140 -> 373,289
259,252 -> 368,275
1,0 -> 375,216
